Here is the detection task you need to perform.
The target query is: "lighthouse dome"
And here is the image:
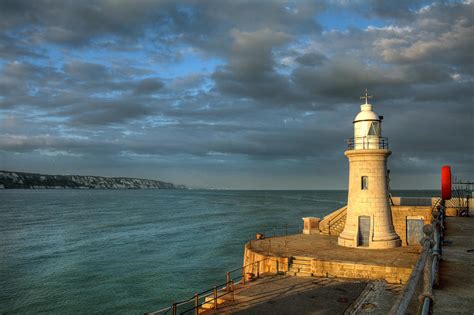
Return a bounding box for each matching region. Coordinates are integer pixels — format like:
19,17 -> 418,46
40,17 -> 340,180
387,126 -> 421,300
353,104 -> 380,123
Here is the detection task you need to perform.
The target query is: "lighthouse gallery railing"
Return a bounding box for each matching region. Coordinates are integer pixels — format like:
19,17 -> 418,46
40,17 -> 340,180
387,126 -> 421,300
347,136 -> 389,150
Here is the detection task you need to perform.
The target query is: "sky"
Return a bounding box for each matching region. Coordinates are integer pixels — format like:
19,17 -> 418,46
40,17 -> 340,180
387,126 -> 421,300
0,0 -> 472,189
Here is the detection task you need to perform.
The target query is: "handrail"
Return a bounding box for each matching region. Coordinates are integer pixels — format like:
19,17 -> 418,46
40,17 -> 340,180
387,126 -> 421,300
145,257 -> 278,315
227,258 -> 268,274
320,205 -> 347,221
389,200 -> 445,315
318,206 -> 347,234
252,223 -> 302,239
327,208 -> 347,235
347,136 -> 389,150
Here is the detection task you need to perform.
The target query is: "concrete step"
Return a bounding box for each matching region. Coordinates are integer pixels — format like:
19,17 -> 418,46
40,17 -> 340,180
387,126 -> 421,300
201,296 -> 228,309
291,261 -> 311,266
289,268 -> 311,273
293,256 -> 312,260
290,266 -> 311,270
291,264 -> 311,269
294,271 -> 313,277
289,264 -> 311,269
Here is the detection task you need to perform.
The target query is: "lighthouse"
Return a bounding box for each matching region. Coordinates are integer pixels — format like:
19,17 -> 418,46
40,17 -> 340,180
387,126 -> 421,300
338,90 -> 401,249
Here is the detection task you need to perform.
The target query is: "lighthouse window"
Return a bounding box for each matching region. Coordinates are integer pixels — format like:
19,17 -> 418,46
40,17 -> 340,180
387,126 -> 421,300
368,122 -> 380,136
361,176 -> 368,190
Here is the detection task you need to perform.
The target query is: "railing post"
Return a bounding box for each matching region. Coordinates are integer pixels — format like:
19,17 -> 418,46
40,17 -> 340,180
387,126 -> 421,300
226,271 -> 230,291
419,250 -> 434,313
213,286 -> 218,310
439,199 -> 446,242
231,280 -> 235,301
242,267 -> 245,285
194,294 -> 199,315
432,211 -> 442,288
389,225 -> 434,315
172,302 -> 177,315
257,261 -> 260,278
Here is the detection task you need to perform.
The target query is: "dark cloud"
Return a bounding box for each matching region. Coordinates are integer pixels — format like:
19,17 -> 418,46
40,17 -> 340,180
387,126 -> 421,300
65,101 -> 155,126
295,51 -> 327,66
133,78 -> 164,95
0,0 -> 323,58
212,28 -> 297,103
63,61 -> 110,81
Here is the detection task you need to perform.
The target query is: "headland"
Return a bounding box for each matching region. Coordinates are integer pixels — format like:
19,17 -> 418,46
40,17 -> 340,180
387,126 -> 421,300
0,170 -> 186,189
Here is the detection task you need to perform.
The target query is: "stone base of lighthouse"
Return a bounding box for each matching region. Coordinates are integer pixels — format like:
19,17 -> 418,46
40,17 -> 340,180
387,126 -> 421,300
338,149 -> 401,249
338,231 -> 401,249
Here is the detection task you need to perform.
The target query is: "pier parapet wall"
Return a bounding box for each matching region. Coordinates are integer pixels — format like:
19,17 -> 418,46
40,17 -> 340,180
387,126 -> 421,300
318,196 -> 469,246
243,243 -> 289,276
243,239 -> 414,284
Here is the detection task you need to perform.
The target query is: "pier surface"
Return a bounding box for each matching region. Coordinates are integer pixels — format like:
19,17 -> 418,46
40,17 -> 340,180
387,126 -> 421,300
248,233 -> 420,268
433,216 -> 474,314
205,275 -> 368,314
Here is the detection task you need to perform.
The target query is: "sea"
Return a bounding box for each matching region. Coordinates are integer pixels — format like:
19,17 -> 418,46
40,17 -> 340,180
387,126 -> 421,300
0,189 -> 438,314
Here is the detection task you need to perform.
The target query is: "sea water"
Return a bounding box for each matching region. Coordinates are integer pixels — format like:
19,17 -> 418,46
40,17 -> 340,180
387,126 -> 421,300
0,189 -> 437,314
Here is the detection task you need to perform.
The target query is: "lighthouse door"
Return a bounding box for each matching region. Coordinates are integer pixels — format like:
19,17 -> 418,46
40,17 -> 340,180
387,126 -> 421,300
358,216 -> 370,247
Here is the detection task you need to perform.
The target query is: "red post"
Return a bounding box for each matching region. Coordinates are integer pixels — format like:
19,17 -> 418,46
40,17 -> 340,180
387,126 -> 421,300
441,165 -> 452,200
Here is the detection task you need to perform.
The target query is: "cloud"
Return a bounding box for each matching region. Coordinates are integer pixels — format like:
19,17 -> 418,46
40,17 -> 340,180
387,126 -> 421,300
212,28 -> 296,102
295,51 -> 327,66
133,78 -> 164,95
373,6 -> 474,68
63,61 -> 110,81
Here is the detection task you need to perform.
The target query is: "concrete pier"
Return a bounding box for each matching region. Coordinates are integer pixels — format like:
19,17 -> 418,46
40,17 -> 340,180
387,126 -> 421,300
433,216 -> 474,313
204,276 -> 368,315
244,233 -> 420,284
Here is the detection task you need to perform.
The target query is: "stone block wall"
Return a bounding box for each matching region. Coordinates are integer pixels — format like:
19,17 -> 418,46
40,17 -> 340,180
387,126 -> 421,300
318,204 -> 433,247
391,205 -> 432,246
311,259 -> 412,284
242,245 -> 413,284
243,244 -> 288,276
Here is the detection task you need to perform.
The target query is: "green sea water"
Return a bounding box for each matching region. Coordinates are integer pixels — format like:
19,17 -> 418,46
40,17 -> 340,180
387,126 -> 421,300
0,189 -> 438,314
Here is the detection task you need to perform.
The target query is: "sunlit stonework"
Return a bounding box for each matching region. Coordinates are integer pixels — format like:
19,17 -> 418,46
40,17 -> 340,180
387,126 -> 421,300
338,90 -> 401,249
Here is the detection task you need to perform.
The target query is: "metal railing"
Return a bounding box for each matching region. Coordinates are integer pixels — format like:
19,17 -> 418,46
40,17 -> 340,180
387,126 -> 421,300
250,223 -> 303,240
145,257 -> 277,315
327,208 -> 347,235
347,137 -> 389,150
389,200 -> 445,315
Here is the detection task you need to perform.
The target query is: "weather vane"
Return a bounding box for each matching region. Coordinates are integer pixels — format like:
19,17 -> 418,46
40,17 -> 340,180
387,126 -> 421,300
360,88 -> 373,104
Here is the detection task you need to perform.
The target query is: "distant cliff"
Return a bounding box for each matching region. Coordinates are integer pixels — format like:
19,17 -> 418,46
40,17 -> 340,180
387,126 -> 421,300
0,170 -> 186,189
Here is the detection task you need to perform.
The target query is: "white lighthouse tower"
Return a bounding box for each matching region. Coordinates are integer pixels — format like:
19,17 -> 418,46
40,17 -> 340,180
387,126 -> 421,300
338,90 -> 401,249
